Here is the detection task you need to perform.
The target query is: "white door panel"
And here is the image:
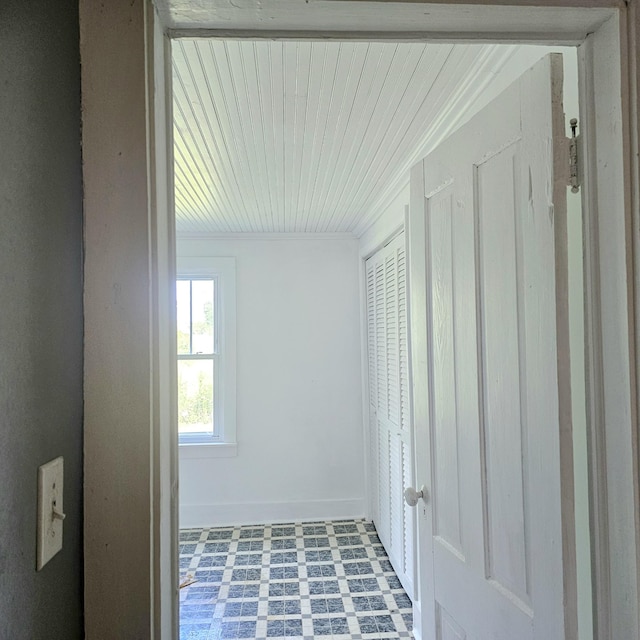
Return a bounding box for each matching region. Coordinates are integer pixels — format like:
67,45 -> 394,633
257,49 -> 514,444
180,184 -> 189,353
409,54 -> 576,639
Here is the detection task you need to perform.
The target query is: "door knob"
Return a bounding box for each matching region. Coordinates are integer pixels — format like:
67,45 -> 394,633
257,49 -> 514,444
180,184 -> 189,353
404,485 -> 428,507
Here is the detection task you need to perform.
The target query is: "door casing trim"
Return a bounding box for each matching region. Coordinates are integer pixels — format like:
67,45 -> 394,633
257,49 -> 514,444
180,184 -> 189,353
80,2 -> 639,638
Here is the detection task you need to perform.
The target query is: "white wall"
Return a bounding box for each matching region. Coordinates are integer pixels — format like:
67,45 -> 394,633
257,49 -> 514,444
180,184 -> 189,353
178,236 -> 365,527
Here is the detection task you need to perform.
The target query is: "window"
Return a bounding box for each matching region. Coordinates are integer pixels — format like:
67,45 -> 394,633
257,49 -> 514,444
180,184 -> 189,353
177,257 -> 236,457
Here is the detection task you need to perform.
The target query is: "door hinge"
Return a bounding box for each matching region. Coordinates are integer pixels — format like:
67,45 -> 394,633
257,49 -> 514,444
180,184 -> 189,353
569,118 -> 580,193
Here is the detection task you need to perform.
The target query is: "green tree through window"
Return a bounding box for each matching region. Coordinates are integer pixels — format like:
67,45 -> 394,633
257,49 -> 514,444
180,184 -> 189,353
177,278 -> 216,437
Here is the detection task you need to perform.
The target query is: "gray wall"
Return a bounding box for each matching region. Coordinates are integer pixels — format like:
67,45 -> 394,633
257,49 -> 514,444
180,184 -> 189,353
0,1 -> 83,637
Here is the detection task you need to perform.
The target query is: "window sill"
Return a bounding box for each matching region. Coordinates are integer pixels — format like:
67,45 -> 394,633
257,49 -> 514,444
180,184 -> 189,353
178,442 -> 238,459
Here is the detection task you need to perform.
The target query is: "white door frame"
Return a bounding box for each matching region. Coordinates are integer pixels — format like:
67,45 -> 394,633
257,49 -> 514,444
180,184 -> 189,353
80,1 -> 640,638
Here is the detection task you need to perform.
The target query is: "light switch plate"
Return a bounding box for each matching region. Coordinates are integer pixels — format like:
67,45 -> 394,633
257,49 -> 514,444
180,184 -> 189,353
37,456 -> 64,570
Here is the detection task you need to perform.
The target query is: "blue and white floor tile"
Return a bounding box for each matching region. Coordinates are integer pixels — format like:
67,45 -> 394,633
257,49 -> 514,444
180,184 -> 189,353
179,519 -> 414,640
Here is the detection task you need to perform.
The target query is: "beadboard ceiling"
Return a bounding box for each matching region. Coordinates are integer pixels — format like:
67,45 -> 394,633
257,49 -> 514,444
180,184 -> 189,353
173,40 -> 527,235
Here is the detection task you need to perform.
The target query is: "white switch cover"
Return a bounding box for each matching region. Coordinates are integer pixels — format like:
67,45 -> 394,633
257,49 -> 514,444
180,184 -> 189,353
37,456 -> 65,570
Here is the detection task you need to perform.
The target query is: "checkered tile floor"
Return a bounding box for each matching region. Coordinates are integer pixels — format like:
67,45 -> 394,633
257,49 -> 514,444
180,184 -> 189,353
179,519 -> 413,640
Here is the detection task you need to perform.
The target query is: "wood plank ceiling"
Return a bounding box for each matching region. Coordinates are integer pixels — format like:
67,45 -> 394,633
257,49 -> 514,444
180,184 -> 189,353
173,40 -> 515,235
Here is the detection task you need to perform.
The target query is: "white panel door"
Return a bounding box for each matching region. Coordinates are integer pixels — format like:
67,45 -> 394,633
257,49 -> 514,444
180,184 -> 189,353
365,233 -> 415,600
408,54 -> 576,640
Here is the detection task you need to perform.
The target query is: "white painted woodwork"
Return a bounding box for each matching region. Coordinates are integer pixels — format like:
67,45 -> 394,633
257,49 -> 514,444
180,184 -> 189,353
578,14 -> 640,640
157,0 -> 613,41
81,1 -> 179,637
365,234 -> 415,599
409,54 -> 577,639
149,12 -> 180,637
172,40 -> 558,236
79,2 -> 640,638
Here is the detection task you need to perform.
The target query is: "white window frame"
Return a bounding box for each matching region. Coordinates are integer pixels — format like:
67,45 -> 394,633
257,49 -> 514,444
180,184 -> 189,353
177,256 -> 237,458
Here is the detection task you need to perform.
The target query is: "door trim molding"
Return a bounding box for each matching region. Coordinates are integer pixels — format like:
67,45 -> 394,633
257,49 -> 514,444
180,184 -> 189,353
80,2 -> 639,638
578,12 -> 639,639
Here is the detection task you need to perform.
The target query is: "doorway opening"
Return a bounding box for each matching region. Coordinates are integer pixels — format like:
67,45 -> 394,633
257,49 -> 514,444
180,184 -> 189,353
170,38 -> 592,640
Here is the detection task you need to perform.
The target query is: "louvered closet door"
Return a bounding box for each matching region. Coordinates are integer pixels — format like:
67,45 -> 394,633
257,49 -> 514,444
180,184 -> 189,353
365,233 -> 415,600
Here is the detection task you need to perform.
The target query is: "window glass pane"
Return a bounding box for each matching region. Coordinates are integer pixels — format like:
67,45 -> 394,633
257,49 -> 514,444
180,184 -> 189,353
176,280 -> 191,355
191,279 -> 215,354
178,359 -> 214,436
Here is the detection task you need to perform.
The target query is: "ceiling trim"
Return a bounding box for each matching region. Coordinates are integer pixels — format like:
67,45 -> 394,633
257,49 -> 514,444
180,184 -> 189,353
157,0 -> 615,39
168,30 -> 589,44
323,0 -> 621,6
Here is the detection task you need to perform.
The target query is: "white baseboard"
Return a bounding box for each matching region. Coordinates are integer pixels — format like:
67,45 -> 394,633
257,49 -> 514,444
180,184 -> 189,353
180,498 -> 366,529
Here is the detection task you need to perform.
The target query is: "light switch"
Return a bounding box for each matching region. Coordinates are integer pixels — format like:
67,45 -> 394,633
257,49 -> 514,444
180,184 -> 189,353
37,456 -> 65,570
